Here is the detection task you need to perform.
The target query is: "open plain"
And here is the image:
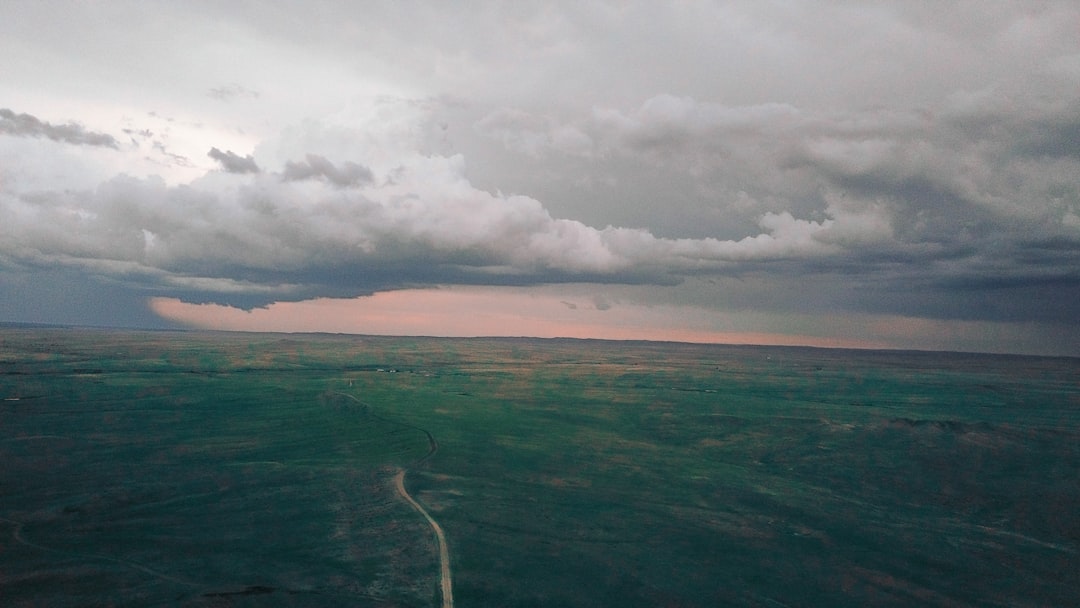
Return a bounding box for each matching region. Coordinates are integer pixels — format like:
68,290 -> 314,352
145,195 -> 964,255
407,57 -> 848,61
1,327 -> 1078,606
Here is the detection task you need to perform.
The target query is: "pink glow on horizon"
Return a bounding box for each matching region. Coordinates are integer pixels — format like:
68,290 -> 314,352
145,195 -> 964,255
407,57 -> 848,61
149,288 -> 887,349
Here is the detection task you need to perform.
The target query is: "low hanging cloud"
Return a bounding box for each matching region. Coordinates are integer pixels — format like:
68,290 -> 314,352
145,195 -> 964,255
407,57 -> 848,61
0,108 -> 118,148
476,92 -> 1080,232
0,141 -> 872,309
2,95 -> 1079,327
282,154 -> 374,187
207,147 -> 260,173
475,91 -> 1080,270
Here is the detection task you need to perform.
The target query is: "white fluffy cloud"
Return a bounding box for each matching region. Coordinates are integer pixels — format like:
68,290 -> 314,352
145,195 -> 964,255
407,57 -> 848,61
0,106 -> 867,303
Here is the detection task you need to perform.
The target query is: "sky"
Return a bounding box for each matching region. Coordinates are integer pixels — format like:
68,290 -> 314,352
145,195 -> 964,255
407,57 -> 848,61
2,1 -> 1079,356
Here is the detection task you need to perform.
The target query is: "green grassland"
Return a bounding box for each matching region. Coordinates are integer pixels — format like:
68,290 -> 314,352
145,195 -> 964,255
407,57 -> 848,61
1,328 -> 1078,606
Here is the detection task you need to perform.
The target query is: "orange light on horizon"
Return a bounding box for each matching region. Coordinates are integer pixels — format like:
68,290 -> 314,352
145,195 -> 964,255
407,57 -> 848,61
148,288 -> 887,350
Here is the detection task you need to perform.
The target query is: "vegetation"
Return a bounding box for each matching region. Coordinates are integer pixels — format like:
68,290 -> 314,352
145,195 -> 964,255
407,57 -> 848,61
2,327 -> 1077,606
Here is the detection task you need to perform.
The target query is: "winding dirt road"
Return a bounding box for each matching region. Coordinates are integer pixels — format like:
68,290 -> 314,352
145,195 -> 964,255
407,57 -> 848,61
333,391 -> 452,606
394,469 -> 453,608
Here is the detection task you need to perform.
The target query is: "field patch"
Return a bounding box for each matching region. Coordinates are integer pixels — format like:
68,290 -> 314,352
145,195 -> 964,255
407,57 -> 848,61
2,329 -> 1078,607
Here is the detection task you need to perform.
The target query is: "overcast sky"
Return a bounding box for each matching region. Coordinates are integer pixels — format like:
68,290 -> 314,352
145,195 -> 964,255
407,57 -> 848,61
2,1 -> 1079,355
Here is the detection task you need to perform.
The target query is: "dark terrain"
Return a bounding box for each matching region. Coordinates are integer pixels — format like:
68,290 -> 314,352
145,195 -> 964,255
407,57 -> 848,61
1,328 -> 1077,606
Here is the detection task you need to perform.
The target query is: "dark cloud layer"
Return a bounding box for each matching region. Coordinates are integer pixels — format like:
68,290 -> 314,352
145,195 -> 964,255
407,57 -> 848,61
0,108 -> 118,148
3,94 -> 1080,333
3,114 -> 1078,330
282,154 -> 374,187
208,147 -> 260,174
470,93 -> 1080,300
2,2 -> 1079,353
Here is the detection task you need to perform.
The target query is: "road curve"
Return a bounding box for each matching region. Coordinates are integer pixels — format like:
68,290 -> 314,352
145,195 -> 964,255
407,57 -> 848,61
333,392 -> 452,606
394,469 -> 453,608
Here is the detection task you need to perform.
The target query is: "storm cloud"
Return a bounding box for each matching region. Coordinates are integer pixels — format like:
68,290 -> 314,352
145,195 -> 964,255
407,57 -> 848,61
0,108 -> 118,148
0,142 -> 862,305
1,1 -> 1079,353
282,154 -> 374,187
208,147 -> 260,174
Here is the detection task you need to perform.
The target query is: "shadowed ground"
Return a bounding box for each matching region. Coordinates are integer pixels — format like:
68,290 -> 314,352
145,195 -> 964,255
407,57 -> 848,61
2,328 -> 1078,607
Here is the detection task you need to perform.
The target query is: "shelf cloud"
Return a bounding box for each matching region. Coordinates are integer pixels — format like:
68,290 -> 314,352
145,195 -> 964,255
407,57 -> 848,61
1,1 -> 1079,354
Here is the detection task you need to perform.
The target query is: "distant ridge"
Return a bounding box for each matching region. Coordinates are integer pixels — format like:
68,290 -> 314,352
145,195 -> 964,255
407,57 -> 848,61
0,321 -> 74,329
1,322 -> 1076,360
0,321 -> 187,333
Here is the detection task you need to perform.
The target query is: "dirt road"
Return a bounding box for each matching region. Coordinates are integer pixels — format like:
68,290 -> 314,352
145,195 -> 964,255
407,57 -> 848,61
394,469 -> 453,608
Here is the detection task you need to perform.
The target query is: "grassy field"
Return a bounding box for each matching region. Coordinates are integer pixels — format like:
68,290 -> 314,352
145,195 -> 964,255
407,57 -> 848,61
1,327 -> 1078,606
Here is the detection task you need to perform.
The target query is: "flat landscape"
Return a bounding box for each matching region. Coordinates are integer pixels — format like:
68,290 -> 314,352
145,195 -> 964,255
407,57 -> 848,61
1,327 -> 1078,607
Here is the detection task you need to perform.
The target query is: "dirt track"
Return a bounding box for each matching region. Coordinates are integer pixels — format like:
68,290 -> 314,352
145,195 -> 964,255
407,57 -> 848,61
394,469 -> 453,608
333,391 -> 451,606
